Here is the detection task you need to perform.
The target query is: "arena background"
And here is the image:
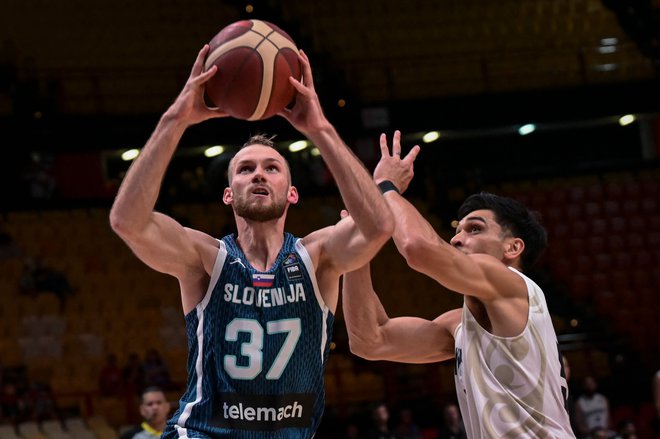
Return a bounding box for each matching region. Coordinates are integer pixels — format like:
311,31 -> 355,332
0,1 -> 658,438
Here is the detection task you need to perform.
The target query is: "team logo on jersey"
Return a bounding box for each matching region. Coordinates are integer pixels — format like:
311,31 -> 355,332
283,253 -> 303,281
283,253 -> 298,266
252,273 -> 275,287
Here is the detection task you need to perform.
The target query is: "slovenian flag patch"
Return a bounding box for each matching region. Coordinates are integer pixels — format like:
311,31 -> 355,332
252,273 -> 275,288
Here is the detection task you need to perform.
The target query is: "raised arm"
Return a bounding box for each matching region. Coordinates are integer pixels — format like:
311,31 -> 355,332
342,263 -> 459,363
373,135 -> 522,302
109,46 -> 226,285
279,51 -> 393,272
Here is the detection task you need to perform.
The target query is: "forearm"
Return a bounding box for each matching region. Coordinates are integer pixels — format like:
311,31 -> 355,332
385,191 -> 444,261
342,264 -> 391,359
109,112 -> 187,235
309,125 -> 393,238
343,264 -> 458,363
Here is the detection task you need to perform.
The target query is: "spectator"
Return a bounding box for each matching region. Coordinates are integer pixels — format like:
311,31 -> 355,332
19,257 -> 73,306
395,407 -> 422,439
589,426 -> 609,439
438,403 -> 466,439
120,386 -> 171,439
564,355 -> 579,435
344,420 -> 361,439
2,367 -> 33,422
0,221 -> 21,259
25,381 -> 57,422
0,381 -> 20,422
122,353 -> 145,396
575,376 -> 613,438
368,402 -> 398,439
613,419 -> 637,439
98,354 -> 123,397
141,349 -> 172,390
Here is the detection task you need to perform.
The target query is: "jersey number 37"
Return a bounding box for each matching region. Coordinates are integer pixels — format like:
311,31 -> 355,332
224,318 -> 301,380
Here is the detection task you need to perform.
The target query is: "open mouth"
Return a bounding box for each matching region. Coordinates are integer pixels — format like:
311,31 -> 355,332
252,187 -> 269,196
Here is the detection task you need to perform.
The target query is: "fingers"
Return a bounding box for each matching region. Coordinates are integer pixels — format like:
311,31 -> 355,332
392,130 -> 402,156
298,49 -> 314,89
195,64 -> 218,85
379,130 -> 403,158
288,76 -> 309,96
190,45 -> 210,78
340,209 -> 350,219
379,133 -> 390,157
403,145 -> 421,163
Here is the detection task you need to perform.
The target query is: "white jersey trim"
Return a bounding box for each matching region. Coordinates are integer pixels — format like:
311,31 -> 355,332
174,239 -> 228,434
294,238 -> 329,363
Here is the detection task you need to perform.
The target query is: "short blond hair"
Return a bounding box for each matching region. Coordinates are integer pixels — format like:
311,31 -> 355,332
227,134 -> 291,185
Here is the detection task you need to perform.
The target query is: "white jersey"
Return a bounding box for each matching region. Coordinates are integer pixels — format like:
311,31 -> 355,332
575,393 -> 609,431
453,267 -> 575,438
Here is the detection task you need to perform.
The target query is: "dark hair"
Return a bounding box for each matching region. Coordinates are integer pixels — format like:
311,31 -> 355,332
141,385 -> 165,402
457,192 -> 547,271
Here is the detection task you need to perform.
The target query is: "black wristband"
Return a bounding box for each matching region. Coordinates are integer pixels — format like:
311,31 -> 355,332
378,180 -> 400,195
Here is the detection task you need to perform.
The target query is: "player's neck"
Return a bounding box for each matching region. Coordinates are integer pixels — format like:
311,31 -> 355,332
235,223 -> 285,272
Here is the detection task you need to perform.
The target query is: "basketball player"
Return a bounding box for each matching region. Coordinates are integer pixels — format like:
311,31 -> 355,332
342,133 -> 576,438
109,45 -> 394,438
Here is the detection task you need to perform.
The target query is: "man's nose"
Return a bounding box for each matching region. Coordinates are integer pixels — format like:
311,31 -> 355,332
449,233 -> 462,247
252,169 -> 265,181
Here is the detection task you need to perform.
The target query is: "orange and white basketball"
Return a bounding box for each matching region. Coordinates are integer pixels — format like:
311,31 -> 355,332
204,19 -> 301,121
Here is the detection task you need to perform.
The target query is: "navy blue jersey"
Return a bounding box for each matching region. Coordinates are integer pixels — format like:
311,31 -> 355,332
163,233 -> 334,439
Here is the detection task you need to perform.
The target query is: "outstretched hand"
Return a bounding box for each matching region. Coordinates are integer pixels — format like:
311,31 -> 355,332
168,45 -> 228,125
373,130 -> 420,194
277,50 -> 328,135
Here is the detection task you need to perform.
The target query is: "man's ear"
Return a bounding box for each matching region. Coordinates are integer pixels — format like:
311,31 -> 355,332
287,185 -> 299,204
504,237 -> 525,261
222,187 -> 233,205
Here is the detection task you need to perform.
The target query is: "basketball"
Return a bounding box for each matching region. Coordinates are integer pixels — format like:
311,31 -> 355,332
204,19 -> 301,121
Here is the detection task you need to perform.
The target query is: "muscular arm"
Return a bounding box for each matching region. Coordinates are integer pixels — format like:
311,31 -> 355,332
342,263 -> 460,363
109,113 -> 195,275
373,135 -> 524,302
281,51 -> 393,275
308,124 -> 392,270
385,193 -> 515,299
370,136 -> 528,337
109,46 -> 225,310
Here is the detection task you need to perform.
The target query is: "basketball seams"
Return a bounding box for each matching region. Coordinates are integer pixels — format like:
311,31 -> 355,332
265,52 -> 297,116
250,42 -> 277,120
251,29 -> 275,52
205,34 -> 262,71
249,31 -> 298,120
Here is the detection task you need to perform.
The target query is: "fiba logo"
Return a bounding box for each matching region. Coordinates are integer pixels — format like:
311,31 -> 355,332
285,264 -> 303,281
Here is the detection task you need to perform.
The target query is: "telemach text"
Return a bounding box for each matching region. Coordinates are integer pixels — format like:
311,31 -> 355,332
222,401 -> 303,422
213,393 -> 314,430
